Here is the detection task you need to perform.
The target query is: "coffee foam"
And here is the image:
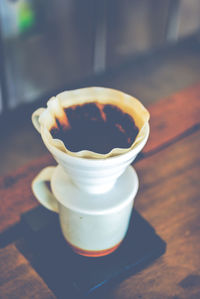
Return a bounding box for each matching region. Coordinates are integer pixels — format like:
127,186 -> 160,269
38,87 -> 150,158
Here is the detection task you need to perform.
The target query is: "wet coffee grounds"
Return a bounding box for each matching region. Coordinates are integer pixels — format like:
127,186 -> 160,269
50,102 -> 139,154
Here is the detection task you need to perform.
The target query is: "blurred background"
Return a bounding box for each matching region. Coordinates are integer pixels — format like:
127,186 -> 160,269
1,0 -> 200,174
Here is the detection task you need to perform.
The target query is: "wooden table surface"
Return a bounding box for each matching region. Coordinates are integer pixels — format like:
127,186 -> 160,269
0,83 -> 200,299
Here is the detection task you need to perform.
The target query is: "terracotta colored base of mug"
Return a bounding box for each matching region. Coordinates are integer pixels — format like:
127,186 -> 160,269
68,241 -> 122,257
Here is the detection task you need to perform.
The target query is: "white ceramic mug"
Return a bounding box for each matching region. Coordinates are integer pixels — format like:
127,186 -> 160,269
32,87 -> 149,194
32,165 -> 139,257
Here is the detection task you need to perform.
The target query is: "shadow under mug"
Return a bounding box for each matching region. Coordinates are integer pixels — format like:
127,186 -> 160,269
32,165 -> 139,257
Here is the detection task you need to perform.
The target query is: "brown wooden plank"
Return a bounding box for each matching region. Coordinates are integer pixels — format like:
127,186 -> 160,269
102,130 -> 200,298
0,244 -> 56,299
0,155 -> 55,234
145,82 -> 200,154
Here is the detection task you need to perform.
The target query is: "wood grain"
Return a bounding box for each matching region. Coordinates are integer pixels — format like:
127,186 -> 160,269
101,130 -> 200,299
145,82 -> 200,154
0,244 -> 55,299
0,155 -> 55,234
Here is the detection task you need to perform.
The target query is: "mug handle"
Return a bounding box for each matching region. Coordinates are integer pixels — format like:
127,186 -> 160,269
32,108 -> 45,133
32,166 -> 59,213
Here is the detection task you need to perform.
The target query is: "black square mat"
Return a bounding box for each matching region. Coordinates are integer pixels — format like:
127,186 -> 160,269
19,207 -> 166,298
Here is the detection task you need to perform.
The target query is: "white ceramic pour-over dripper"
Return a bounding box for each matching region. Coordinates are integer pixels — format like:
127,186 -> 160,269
32,119 -> 149,194
32,87 -> 150,194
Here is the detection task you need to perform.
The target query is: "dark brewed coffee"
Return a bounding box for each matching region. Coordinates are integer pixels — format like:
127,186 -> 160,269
50,102 -> 139,154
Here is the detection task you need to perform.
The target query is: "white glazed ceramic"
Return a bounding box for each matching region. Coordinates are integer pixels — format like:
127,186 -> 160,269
32,87 -> 149,194
32,165 -> 139,257
32,121 -> 149,194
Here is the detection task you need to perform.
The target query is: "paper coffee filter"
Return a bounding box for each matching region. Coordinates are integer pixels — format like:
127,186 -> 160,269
40,87 -> 150,159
